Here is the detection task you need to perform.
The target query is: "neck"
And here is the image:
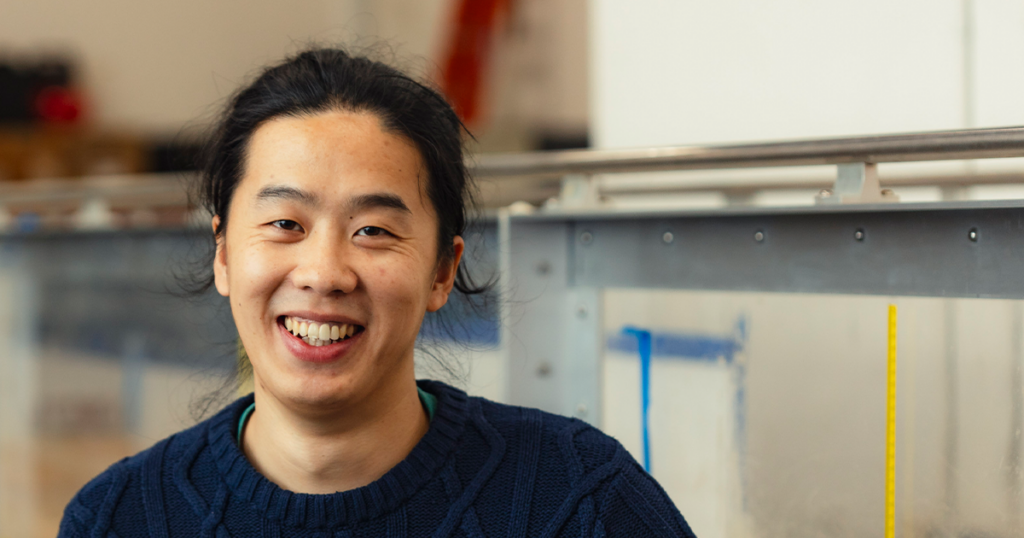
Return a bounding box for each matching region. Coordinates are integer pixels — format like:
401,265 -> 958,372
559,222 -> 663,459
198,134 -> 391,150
242,369 -> 428,494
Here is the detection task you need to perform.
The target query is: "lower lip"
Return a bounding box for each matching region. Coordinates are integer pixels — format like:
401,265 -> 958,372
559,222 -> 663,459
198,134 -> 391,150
278,320 -> 362,363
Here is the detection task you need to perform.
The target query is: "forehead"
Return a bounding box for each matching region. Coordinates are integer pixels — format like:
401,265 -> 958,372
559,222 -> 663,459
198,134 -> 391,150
241,109 -> 430,211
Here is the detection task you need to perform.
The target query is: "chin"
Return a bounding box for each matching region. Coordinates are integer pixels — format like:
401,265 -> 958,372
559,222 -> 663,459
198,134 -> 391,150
257,364 -> 359,409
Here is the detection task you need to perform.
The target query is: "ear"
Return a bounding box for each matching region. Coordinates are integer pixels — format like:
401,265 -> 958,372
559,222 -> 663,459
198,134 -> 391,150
212,215 -> 230,297
426,235 -> 465,312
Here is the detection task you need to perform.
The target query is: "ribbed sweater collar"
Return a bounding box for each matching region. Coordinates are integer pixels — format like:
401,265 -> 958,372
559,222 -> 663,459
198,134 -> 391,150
208,380 -> 469,529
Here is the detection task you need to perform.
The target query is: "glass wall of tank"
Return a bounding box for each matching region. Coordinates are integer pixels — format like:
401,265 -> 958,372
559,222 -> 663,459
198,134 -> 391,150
602,288 -> 1024,538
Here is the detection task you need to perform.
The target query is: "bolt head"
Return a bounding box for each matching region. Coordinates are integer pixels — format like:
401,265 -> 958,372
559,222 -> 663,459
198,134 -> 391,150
854,229 -> 865,241
754,230 -> 764,242
580,231 -> 593,245
662,231 -> 674,244
969,228 -> 979,242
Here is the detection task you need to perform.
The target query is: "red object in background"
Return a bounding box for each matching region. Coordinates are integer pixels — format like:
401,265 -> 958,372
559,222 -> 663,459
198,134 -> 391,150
34,86 -> 84,124
441,0 -> 511,127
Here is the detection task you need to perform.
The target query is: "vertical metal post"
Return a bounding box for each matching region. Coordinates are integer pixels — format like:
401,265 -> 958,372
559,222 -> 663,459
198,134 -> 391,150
0,248 -> 38,538
943,300 -> 959,532
505,219 -> 602,424
940,186 -> 966,533
1008,303 -> 1023,530
497,208 -> 512,403
962,0 -> 976,130
121,333 -> 146,434
565,287 -> 601,425
961,0 -> 977,183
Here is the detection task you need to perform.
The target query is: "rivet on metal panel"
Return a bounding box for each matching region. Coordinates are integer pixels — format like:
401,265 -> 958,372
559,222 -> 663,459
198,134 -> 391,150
580,231 -> 593,245
576,404 -> 588,417
536,361 -> 552,377
662,231 -> 674,244
535,261 -> 551,275
969,228 -> 979,242
754,230 -> 765,242
855,228 -> 866,242
576,305 -> 588,318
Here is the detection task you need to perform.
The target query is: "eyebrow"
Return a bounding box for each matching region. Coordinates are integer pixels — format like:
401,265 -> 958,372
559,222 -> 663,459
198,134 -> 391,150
255,186 -> 411,215
346,193 -> 412,215
255,185 -> 321,207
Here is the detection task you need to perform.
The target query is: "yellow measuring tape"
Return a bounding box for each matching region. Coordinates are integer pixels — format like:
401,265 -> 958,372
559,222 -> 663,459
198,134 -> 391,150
886,304 -> 897,538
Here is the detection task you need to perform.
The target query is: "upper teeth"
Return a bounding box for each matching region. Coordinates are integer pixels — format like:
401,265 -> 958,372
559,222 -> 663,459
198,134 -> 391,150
284,316 -> 356,346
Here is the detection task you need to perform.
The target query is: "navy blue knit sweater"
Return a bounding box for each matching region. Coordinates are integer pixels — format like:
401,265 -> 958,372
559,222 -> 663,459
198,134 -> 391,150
59,380 -> 696,537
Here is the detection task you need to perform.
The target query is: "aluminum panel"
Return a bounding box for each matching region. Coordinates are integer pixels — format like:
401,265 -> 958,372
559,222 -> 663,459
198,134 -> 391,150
564,205 -> 1024,299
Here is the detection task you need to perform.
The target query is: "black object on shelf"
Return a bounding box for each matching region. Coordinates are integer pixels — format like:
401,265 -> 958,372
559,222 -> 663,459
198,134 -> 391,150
0,57 -> 76,124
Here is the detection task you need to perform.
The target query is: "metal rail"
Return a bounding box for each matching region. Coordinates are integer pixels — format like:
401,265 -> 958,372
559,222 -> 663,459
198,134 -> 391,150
471,126 -> 1024,178
599,171 -> 1024,197
2,126 -> 1024,217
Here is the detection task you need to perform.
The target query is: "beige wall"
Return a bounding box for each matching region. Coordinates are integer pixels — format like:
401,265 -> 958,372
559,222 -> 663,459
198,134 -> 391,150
2,0 -> 363,131
1,0 -> 588,141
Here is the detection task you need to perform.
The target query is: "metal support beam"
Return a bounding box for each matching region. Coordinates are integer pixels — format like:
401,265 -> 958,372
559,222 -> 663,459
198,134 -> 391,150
517,200 -> 1024,299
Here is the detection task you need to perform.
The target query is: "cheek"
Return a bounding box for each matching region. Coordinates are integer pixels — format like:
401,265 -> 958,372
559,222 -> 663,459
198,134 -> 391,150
229,243 -> 289,304
368,259 -> 433,311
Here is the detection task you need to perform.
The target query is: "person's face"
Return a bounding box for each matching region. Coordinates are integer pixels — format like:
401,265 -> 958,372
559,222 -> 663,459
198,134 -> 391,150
213,109 -> 463,412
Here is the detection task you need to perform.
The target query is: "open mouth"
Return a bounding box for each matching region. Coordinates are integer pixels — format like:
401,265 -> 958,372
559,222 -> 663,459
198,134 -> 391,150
280,316 -> 365,347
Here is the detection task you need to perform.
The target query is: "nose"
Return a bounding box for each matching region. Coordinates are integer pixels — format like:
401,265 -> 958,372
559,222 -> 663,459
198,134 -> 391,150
289,229 -> 358,295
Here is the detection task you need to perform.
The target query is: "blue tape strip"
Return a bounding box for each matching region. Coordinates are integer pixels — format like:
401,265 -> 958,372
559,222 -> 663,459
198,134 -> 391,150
607,332 -> 738,362
623,326 -> 653,473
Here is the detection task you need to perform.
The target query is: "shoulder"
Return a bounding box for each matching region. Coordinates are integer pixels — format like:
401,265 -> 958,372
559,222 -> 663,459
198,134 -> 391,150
57,396 -> 248,537
592,460 -> 697,537
57,436 -> 172,537
421,379 -> 629,484
460,394 -> 695,537
469,395 -> 627,474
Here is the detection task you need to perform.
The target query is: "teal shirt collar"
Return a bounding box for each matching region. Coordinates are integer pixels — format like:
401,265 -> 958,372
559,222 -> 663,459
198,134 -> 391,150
237,386 -> 438,443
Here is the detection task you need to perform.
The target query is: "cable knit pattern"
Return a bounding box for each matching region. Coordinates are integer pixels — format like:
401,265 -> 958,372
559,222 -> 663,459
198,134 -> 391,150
58,380 -> 696,538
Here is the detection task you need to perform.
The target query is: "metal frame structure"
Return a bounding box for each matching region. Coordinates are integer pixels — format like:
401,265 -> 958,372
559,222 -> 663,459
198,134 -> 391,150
474,126 -> 1024,424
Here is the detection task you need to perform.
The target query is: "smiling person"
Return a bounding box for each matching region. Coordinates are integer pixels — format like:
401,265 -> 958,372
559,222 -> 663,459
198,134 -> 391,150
58,48 -> 696,538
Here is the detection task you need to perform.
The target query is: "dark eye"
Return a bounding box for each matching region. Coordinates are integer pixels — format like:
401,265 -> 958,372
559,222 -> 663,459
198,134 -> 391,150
271,219 -> 302,231
356,226 -> 388,237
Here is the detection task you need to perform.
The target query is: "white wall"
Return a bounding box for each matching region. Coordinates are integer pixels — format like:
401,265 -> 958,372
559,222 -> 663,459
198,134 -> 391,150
590,0 -> 1024,149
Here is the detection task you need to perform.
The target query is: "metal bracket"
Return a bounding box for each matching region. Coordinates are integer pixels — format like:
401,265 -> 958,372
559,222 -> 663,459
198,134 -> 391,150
557,174 -> 600,208
816,163 -> 899,205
